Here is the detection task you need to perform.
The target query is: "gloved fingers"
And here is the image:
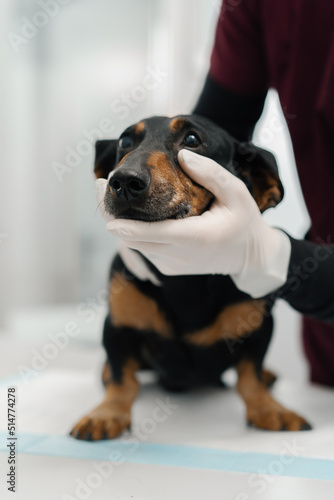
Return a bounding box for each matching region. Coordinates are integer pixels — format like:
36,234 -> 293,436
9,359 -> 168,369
95,178 -> 115,222
120,240 -> 185,275
121,239 -> 172,255
106,213 -> 214,244
178,149 -> 248,206
95,178 -> 107,205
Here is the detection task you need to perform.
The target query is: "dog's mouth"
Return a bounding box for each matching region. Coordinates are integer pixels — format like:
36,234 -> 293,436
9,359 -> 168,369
108,196 -> 214,222
113,204 -> 191,222
104,182 -> 214,222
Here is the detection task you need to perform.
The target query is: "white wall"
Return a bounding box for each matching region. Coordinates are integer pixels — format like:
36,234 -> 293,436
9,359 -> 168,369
1,0 -> 311,381
0,0 -> 221,322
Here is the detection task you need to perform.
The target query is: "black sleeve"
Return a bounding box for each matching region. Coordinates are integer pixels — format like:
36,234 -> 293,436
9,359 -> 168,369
269,235 -> 334,324
193,74 -> 267,142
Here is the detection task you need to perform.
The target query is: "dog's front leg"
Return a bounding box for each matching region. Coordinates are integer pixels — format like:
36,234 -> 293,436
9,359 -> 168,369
70,357 -> 139,441
237,360 -> 311,431
70,315 -> 141,441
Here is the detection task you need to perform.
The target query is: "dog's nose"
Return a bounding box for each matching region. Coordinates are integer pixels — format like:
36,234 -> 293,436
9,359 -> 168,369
109,168 -> 151,201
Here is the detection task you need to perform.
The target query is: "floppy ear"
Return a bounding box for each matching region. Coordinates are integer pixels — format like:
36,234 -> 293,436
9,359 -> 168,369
94,139 -> 118,179
233,143 -> 284,212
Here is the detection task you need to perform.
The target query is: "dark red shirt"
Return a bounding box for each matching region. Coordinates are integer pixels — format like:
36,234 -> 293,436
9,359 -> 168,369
210,0 -> 334,242
196,0 -> 334,385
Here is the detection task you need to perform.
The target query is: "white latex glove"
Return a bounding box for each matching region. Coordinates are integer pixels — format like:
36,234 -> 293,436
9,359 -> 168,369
95,149 -> 291,298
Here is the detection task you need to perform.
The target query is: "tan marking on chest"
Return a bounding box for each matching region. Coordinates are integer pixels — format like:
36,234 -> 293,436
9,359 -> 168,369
109,272 -> 171,338
186,300 -> 266,346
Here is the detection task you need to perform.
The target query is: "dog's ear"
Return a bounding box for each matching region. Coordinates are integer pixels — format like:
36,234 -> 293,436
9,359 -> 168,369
94,139 -> 118,179
233,143 -> 284,212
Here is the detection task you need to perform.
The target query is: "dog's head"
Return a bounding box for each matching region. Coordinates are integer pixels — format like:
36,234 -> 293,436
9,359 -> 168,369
95,115 -> 283,221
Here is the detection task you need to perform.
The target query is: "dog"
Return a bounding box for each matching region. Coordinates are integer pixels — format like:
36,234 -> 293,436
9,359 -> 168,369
70,115 -> 311,441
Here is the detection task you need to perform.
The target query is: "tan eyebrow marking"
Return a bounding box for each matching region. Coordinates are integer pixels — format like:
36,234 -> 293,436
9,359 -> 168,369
169,118 -> 186,133
134,121 -> 145,134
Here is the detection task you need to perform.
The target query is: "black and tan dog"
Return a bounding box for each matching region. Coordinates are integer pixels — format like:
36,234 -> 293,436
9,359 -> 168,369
70,115 -> 311,441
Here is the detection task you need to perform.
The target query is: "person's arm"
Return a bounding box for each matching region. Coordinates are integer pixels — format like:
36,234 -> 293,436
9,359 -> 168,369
271,236 -> 334,324
193,75 -> 266,142
193,0 -> 268,141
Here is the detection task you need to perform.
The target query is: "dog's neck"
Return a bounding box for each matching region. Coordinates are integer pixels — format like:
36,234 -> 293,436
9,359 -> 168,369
119,243 -> 162,286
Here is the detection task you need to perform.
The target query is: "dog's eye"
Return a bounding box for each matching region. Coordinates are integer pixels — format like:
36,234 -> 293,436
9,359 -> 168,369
183,133 -> 201,148
118,135 -> 134,149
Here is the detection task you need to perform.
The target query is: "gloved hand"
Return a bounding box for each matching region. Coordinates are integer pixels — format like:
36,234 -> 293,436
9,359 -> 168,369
96,149 -> 291,298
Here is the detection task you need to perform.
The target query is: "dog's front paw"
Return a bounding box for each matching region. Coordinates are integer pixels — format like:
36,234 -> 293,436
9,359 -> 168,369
247,408 -> 312,431
70,405 -> 131,441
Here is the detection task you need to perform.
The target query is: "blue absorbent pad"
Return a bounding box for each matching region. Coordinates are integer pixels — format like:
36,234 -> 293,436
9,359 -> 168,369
1,368 -> 334,481
0,431 -> 334,480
